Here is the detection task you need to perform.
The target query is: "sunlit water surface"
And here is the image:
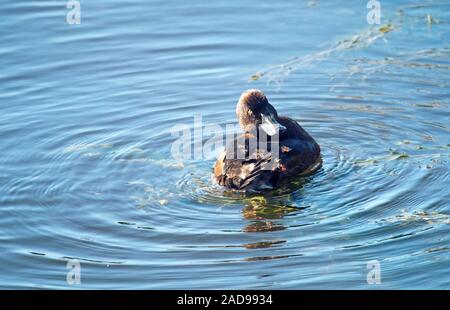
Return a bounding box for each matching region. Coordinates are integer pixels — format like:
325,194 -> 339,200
0,0 -> 449,289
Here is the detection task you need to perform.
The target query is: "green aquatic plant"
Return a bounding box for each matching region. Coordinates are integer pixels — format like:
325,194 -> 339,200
250,73 -> 263,81
379,24 -> 394,33
389,149 -> 409,159
354,149 -> 409,166
380,210 -> 450,225
354,141 -> 450,168
248,22 -> 397,88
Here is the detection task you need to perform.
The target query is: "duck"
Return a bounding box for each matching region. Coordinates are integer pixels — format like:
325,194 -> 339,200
214,89 -> 321,192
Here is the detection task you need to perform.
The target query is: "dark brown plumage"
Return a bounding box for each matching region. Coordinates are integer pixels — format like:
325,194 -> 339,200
213,89 -> 321,192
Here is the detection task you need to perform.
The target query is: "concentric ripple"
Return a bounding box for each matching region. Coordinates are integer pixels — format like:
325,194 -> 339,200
0,0 -> 449,289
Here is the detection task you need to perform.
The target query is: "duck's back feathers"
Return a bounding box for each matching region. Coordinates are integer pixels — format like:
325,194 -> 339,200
214,147 -> 276,191
213,125 -> 321,192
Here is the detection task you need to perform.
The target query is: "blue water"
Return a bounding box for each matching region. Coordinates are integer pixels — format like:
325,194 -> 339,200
0,0 -> 449,289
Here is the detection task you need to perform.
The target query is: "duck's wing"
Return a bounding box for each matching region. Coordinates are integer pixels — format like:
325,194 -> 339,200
278,138 -> 321,176
214,147 -> 277,191
213,126 -> 321,190
276,116 -> 321,175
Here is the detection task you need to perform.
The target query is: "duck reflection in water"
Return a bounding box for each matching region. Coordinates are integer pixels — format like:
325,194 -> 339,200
238,195 -> 309,262
216,173 -> 312,237
241,194 -> 309,235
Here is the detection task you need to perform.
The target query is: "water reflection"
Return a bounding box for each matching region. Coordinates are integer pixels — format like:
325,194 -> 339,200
241,196 -> 308,234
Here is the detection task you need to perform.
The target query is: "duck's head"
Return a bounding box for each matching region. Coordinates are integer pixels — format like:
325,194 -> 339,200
236,89 -> 286,136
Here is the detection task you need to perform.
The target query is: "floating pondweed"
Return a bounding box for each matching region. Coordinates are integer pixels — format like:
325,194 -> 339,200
248,23 -> 397,88
379,210 -> 450,225
379,24 -> 394,33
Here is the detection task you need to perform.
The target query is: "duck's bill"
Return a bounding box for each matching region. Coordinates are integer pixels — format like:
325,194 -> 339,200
261,113 -> 286,136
